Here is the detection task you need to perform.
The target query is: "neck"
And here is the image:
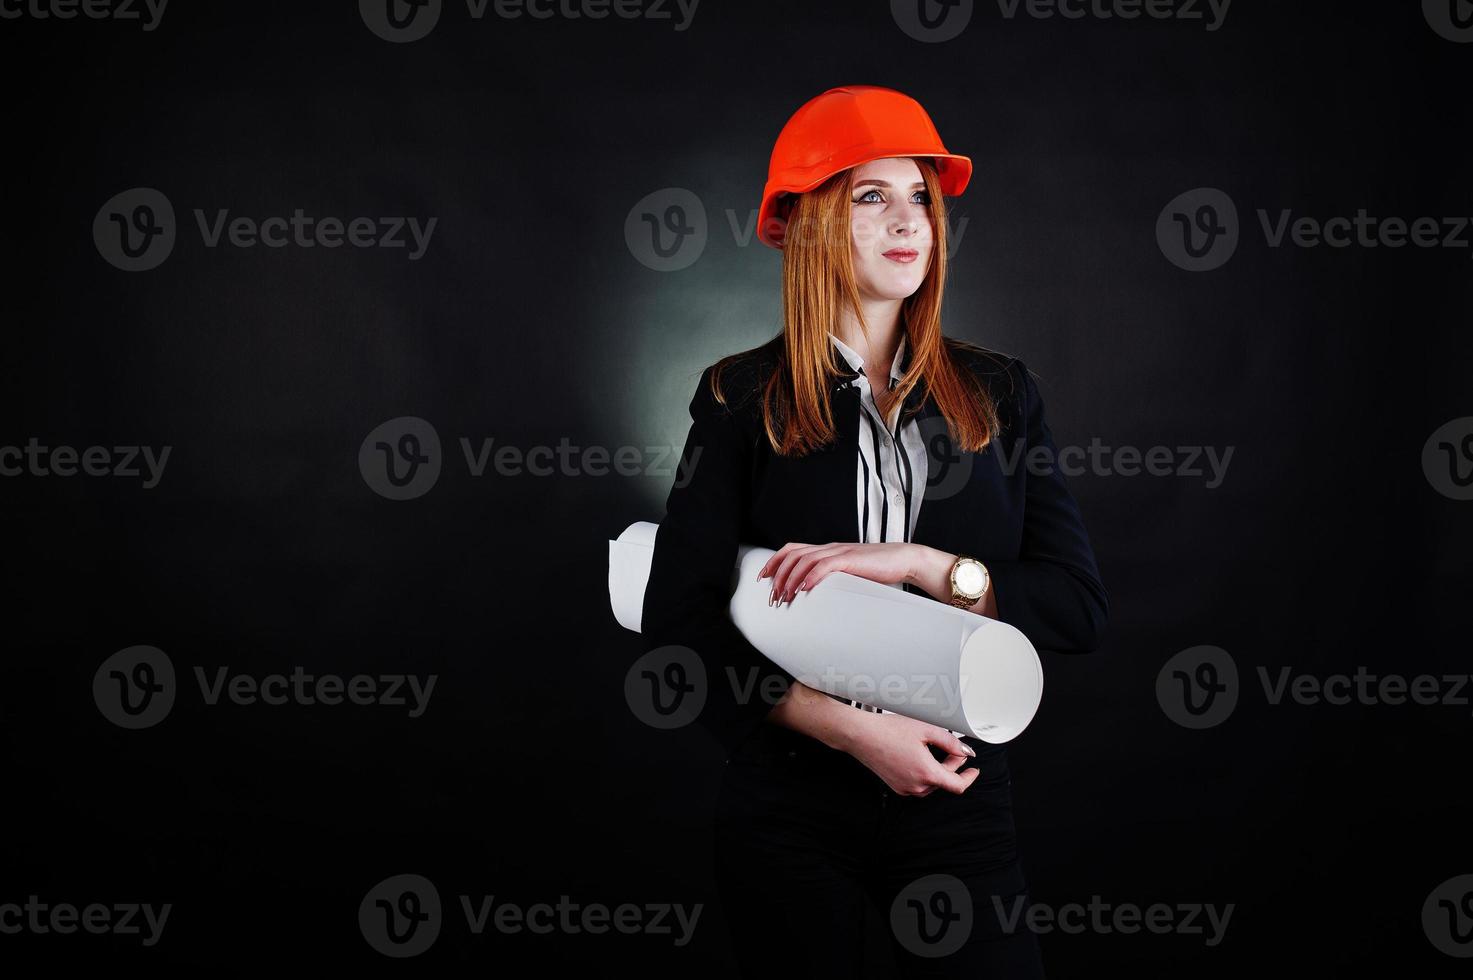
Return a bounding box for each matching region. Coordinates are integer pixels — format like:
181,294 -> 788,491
835,296 -> 904,378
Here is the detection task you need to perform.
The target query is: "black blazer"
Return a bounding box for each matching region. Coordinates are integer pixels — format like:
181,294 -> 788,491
639,334 -> 1108,760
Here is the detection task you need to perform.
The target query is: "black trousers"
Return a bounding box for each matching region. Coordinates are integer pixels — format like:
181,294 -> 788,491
713,722 -> 1046,979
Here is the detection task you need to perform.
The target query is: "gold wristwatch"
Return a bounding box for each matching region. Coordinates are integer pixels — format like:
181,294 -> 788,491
948,555 -> 990,608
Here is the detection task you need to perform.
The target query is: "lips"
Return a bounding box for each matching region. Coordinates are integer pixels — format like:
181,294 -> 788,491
882,248 -> 919,263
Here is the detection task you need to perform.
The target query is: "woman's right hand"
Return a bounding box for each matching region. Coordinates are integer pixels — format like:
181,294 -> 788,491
839,709 -> 982,797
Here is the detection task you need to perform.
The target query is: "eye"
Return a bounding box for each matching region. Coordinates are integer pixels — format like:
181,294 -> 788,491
911,190 -> 931,205
855,189 -> 883,204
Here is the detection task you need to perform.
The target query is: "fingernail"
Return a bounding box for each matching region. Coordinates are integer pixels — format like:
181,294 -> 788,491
963,744 -> 976,757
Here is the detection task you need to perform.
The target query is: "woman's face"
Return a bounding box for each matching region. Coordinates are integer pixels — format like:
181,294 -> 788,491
848,156 -> 934,302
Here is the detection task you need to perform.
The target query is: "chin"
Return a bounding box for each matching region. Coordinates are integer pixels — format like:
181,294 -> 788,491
867,274 -> 927,300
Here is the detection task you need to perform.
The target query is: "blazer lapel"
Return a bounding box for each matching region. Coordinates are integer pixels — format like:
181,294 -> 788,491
809,369 -> 863,544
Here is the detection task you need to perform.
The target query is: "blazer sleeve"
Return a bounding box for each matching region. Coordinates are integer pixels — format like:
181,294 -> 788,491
984,359 -> 1109,653
640,364 -> 796,757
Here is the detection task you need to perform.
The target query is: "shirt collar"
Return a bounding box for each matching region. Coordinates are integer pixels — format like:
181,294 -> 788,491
828,331 -> 909,389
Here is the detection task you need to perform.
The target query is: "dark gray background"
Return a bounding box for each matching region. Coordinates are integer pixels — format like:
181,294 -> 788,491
1,0 -> 1469,974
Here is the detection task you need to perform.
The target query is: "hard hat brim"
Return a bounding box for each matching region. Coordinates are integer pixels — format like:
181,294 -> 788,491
756,152 -> 972,249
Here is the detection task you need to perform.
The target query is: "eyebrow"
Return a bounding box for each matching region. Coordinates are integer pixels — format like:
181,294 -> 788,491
852,178 -> 927,190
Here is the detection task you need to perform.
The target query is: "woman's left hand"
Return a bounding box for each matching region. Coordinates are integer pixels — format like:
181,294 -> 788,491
757,541 -> 918,606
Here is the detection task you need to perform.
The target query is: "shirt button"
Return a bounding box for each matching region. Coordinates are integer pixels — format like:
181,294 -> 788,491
892,492 -> 903,504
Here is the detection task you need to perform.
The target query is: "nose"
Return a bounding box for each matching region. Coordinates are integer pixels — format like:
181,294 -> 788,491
891,200 -> 925,239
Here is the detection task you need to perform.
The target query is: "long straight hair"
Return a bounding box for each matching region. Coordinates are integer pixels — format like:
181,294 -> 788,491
711,157 -> 1000,457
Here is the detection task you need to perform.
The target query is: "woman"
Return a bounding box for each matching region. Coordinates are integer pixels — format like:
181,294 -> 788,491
638,85 -> 1107,977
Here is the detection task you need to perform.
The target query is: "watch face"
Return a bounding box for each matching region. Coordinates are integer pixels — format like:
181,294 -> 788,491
954,560 -> 986,596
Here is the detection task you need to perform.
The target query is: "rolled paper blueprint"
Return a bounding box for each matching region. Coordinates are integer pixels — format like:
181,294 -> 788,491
609,521 -> 1043,743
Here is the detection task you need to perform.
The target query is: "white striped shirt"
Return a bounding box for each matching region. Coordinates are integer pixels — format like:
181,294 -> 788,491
826,331 -> 931,718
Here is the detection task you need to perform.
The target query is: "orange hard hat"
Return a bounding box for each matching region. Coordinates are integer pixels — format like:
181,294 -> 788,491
756,84 -> 972,249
